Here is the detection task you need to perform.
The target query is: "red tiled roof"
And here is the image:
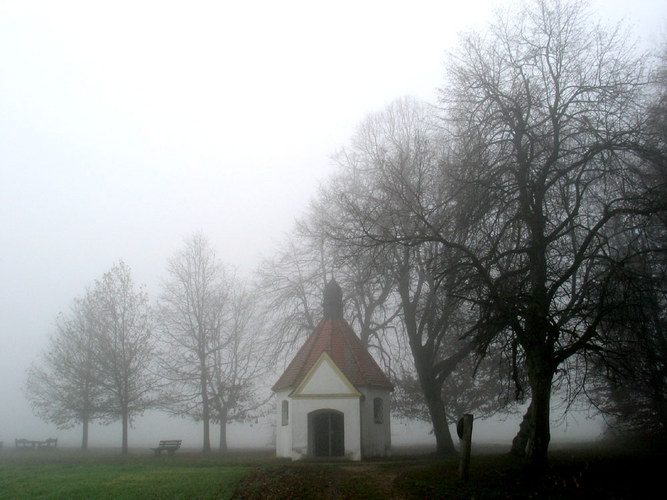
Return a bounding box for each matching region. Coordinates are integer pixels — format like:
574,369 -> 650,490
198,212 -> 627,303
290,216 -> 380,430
272,318 -> 394,392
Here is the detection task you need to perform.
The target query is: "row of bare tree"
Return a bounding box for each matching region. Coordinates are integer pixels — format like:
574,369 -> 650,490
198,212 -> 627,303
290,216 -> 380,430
26,236 -> 268,454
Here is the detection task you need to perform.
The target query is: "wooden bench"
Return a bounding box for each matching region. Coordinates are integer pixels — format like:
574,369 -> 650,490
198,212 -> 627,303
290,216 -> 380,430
15,438 -> 57,449
152,440 -> 182,456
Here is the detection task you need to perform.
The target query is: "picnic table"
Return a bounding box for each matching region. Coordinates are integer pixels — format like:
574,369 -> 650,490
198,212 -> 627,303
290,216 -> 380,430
15,438 -> 58,449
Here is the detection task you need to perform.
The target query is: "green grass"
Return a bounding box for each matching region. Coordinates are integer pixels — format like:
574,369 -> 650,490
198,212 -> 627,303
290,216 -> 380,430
1,443 -> 665,499
0,454 -> 249,499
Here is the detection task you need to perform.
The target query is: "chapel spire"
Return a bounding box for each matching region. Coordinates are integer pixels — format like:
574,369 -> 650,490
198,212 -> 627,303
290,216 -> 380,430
322,279 -> 343,319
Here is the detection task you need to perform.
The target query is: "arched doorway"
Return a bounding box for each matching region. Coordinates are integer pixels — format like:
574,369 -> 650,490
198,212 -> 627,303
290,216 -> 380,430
308,409 -> 344,457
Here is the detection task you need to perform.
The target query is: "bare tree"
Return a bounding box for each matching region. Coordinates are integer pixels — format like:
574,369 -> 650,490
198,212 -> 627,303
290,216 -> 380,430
255,234 -> 327,365
425,0 -> 663,466
591,216 -> 667,437
313,96 -> 513,455
92,261 -> 157,454
257,226 -> 401,369
395,245 -> 474,455
208,284 -> 270,452
25,292 -> 105,450
157,233 -> 230,453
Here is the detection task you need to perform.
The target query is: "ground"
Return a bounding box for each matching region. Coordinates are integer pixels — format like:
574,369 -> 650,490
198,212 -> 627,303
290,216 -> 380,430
0,442 -> 664,498
233,443 -> 666,499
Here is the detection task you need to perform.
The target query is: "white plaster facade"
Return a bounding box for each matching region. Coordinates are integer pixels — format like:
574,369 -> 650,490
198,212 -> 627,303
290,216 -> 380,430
275,352 -> 391,461
359,386 -> 392,458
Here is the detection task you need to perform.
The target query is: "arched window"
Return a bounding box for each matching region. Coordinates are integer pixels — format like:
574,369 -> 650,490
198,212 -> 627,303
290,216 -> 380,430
373,397 -> 383,424
281,400 -> 289,426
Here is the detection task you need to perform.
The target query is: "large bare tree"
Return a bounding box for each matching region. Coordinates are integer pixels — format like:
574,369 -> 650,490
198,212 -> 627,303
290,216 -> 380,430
313,96 -> 514,455
92,261 -> 157,454
157,233 -> 231,453
423,0 -> 663,465
25,292 -> 105,450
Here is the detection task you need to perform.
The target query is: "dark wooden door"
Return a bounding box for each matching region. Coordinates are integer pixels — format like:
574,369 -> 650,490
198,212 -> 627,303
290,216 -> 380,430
313,411 -> 344,457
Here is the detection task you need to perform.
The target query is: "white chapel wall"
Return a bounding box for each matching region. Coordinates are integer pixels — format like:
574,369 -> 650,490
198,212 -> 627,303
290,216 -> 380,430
359,387 -> 392,458
274,389 -> 292,458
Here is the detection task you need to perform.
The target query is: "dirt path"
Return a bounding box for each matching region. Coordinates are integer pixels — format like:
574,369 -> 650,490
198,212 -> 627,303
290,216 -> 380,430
233,460 -> 423,499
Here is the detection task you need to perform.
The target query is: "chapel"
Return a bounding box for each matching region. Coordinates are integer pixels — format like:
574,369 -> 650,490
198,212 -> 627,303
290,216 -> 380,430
272,280 -> 393,460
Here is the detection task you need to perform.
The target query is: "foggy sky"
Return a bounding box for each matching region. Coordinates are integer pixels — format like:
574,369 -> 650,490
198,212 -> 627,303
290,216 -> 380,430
1,0 -> 664,450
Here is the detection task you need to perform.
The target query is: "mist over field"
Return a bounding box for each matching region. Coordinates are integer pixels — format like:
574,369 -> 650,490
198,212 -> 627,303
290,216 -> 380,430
1,0 -> 664,455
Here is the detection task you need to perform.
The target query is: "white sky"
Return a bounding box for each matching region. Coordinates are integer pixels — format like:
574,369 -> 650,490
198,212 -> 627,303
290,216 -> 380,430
1,0 -> 665,449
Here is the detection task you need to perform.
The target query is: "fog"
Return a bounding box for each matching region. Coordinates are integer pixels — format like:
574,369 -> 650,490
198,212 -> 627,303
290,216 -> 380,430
1,0 -> 663,452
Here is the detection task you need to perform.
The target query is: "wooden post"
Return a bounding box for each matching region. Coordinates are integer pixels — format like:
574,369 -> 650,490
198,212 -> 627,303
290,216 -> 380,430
458,414 -> 473,481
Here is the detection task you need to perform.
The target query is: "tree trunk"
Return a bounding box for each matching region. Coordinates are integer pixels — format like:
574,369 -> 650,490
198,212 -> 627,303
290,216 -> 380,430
219,422 -> 228,453
121,411 -> 129,454
423,384 -> 456,456
217,403 -> 229,453
397,261 -> 457,456
201,373 -> 211,453
81,416 -> 89,451
510,401 -> 533,457
526,368 -> 553,468
409,336 -> 456,456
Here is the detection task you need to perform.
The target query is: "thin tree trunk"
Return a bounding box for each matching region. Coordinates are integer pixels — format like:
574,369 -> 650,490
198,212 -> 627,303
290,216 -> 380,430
81,416 -> 89,451
219,409 -> 228,453
201,372 -> 211,453
121,411 -> 129,454
220,417 -> 227,453
219,422 -> 228,453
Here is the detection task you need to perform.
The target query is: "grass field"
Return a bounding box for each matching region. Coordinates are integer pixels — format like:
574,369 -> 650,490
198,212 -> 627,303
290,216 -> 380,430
0,449 -> 255,499
0,443 -> 664,498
